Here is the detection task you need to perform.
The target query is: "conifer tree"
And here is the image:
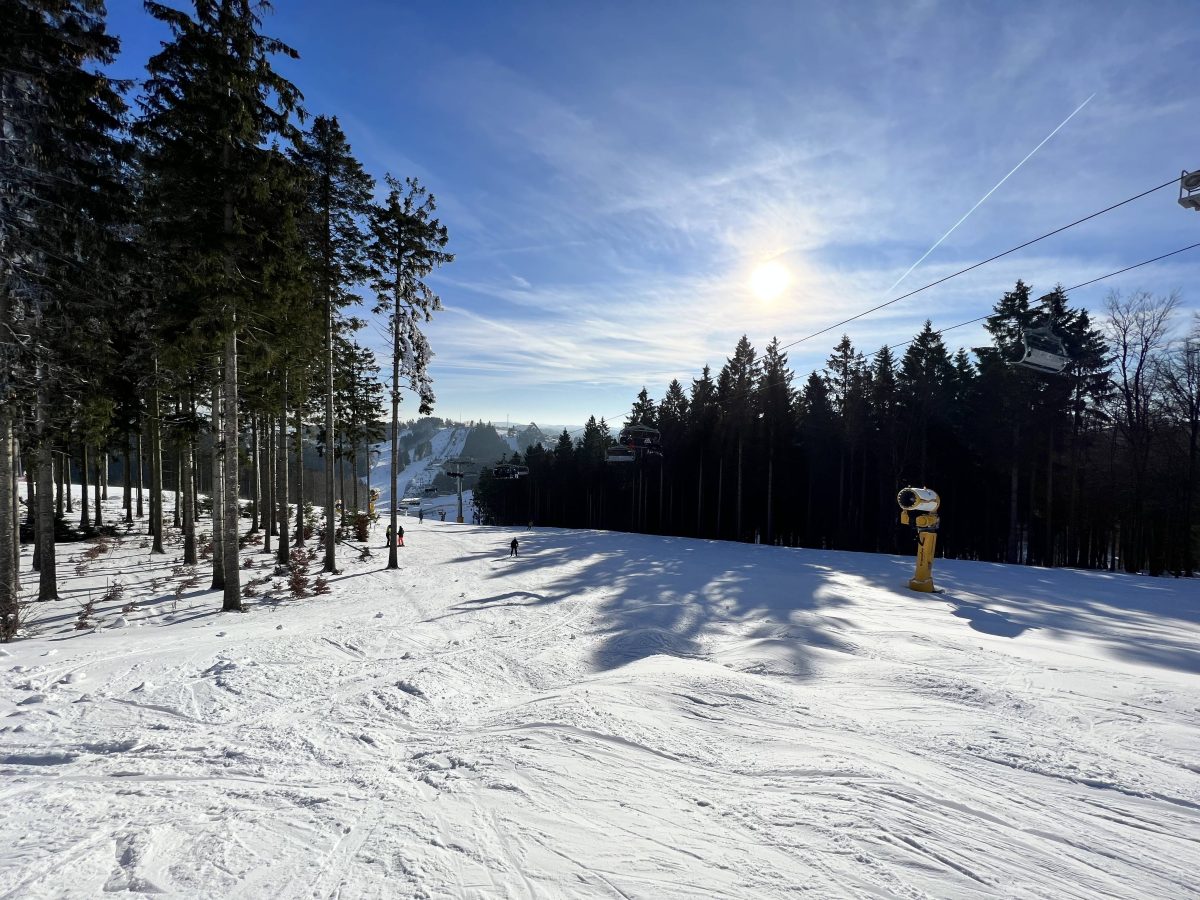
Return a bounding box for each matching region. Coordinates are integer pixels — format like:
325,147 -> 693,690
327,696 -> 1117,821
367,176 -> 451,571
292,115 -> 373,573
717,336 -> 759,540
1,0 -> 127,609
759,338 -> 795,543
137,0 -> 301,611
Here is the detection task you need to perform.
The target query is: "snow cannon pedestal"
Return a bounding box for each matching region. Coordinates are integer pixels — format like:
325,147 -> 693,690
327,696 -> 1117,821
897,487 -> 940,593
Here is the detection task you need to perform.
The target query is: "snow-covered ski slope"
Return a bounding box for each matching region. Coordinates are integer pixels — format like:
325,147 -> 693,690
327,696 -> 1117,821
2,500 -> 1198,898
367,424 -> 469,510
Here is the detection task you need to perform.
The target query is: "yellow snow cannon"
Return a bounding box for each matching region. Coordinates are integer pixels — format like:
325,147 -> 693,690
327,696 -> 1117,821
897,487 -> 941,593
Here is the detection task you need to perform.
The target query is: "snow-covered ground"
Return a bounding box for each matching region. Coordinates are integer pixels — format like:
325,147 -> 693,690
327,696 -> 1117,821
2,490 -> 1198,898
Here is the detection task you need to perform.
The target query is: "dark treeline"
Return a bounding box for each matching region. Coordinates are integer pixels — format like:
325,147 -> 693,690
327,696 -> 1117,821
477,284 -> 1199,577
1,1 -> 450,638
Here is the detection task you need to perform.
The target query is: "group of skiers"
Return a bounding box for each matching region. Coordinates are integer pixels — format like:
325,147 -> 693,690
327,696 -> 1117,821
384,521 -> 519,558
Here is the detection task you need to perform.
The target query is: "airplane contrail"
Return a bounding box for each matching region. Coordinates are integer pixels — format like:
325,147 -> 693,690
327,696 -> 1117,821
884,92 -> 1097,294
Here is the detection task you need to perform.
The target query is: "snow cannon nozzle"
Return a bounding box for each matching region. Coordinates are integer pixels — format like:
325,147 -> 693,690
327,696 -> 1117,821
897,487 -> 940,513
897,486 -> 940,593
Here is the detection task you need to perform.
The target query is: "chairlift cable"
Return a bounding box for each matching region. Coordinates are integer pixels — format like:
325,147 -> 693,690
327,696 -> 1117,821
384,175 -> 1191,448
879,241 -> 1200,356
563,238 -> 1200,445
774,173 -> 1185,356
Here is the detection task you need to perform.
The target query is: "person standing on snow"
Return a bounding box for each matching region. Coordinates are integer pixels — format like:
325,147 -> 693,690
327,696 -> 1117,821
418,508 -> 424,524
509,538 -> 519,557
397,524 -> 405,547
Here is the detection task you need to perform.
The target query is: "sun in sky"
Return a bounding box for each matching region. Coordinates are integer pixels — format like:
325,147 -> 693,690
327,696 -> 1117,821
750,260 -> 791,302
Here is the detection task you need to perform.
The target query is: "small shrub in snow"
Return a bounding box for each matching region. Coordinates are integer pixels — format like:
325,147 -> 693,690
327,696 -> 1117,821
287,547 -> 310,598
1,601 -> 28,642
313,575 -> 331,596
173,566 -> 200,610
354,513 -> 370,543
101,581 -> 125,607
242,556 -> 256,570
76,593 -> 97,630
82,538 -> 110,561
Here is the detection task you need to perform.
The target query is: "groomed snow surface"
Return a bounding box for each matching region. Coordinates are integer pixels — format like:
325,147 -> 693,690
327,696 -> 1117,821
2,493 -> 1198,899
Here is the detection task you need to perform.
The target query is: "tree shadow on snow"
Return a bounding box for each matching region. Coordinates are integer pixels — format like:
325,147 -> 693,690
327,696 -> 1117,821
859,558 -> 1200,675
446,530 -> 860,679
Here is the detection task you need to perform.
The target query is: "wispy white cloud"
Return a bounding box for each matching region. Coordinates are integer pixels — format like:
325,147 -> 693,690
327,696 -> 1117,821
346,3 -> 1199,422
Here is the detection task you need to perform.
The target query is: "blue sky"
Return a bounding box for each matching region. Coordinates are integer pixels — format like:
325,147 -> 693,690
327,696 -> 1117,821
108,0 -> 1200,426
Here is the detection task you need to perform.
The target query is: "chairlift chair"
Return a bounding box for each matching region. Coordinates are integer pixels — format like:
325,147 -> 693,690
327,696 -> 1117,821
1013,326 -> 1071,375
1179,169 -> 1200,212
605,446 -> 636,464
617,424 -> 662,456
490,464 -> 529,479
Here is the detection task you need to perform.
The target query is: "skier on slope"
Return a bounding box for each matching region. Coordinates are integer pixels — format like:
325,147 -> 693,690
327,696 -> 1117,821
510,538 -> 519,558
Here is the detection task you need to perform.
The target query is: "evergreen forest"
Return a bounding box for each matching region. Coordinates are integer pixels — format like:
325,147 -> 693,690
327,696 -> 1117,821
476,284 -> 1200,578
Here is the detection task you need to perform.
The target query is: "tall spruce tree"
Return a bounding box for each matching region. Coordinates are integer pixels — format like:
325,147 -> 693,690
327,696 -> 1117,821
367,176 -> 451,571
292,115 -> 373,573
137,0 -> 301,611
1,0 -> 127,611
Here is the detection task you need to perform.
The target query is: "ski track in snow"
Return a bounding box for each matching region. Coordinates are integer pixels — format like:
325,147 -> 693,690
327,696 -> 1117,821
1,491 -> 1199,898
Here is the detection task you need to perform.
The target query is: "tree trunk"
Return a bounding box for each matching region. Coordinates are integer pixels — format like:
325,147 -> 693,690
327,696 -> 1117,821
766,445 -> 774,545
80,444 -> 91,530
0,410 -> 17,635
1045,430 -> 1055,567
221,327 -> 242,611
101,453 -> 108,500
36,378 -> 57,601
150,367 -> 165,556
736,434 -> 743,541
93,452 -> 102,527
135,432 -> 144,518
658,462 -> 663,534
716,457 -> 724,539
64,442 -> 72,513
182,426 -> 196,566
172,445 -> 181,530
192,447 -> 200,523
277,374 -> 290,566
249,414 -> 260,533
262,413 -> 274,555
388,301 -> 400,570
28,464 -> 37,572
294,405 -> 305,547
323,291 -> 337,573
210,370 -> 224,588
55,449 -> 63,520
14,438 -> 24,588
123,439 -> 132,524
1006,424 -> 1020,564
